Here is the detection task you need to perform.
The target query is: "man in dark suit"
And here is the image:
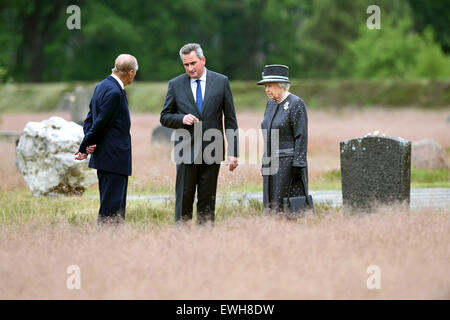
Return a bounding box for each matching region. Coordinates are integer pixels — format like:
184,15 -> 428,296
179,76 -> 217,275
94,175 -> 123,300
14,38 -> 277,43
160,43 -> 239,225
75,54 -> 138,223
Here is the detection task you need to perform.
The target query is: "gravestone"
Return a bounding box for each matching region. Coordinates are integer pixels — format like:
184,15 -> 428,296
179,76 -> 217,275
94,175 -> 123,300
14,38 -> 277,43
412,139 -> 448,170
340,136 -> 411,213
151,125 -> 174,144
57,92 -> 76,112
72,86 -> 94,125
58,86 -> 94,125
0,131 -> 22,145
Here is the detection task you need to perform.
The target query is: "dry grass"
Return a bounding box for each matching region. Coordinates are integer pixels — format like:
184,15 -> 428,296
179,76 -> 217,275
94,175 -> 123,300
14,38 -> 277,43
0,206 -> 448,299
0,110 -> 449,300
1,108 -> 449,192
0,141 -> 26,190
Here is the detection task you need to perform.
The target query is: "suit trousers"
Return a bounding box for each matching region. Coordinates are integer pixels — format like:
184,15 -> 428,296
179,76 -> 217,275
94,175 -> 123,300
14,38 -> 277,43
175,163 -> 221,224
97,169 -> 128,223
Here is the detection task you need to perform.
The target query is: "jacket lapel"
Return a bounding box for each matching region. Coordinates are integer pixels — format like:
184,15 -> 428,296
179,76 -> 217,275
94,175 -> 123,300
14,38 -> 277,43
201,70 -> 214,116
268,100 -> 280,131
264,100 -> 280,158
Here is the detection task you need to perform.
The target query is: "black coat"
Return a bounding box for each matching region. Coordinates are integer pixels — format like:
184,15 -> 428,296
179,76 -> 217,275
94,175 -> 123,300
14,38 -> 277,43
261,93 -> 309,211
79,76 -> 132,176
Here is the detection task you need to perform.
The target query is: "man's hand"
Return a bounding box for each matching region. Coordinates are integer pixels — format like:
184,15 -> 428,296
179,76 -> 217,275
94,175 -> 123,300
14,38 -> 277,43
74,151 -> 88,161
86,144 -> 97,154
183,114 -> 199,125
227,156 -> 238,171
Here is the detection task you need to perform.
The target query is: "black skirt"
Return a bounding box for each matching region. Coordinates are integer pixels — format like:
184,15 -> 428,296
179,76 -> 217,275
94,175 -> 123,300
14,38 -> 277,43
263,157 -> 307,212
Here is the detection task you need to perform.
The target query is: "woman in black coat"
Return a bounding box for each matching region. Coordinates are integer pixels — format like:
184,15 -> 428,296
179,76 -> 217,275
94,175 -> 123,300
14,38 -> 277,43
258,65 -> 309,215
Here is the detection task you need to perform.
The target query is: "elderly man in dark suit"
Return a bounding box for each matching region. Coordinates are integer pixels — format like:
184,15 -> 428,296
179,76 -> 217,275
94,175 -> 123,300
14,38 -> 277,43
160,43 -> 239,225
75,54 -> 138,223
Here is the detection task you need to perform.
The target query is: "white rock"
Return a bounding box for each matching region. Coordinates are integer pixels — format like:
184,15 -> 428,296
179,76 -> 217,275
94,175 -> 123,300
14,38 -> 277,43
16,117 -> 97,196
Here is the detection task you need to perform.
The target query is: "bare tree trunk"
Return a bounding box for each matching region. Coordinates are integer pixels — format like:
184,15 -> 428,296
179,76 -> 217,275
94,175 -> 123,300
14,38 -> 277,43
18,0 -> 67,82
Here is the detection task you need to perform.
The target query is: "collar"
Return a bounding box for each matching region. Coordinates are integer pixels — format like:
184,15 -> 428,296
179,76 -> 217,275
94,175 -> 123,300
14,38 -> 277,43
111,73 -> 125,89
190,69 -> 207,84
275,91 -> 290,104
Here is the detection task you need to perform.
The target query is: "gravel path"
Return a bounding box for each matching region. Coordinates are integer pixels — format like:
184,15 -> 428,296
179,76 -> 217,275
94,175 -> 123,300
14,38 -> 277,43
125,188 -> 450,211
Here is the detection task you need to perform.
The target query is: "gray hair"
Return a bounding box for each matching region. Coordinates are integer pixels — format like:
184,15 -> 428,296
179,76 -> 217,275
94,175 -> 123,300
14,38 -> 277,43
112,54 -> 138,75
179,43 -> 204,60
278,82 -> 291,91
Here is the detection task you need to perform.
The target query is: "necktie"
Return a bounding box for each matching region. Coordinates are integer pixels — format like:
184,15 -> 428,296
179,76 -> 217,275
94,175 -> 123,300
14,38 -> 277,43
195,79 -> 202,113
123,89 -> 128,103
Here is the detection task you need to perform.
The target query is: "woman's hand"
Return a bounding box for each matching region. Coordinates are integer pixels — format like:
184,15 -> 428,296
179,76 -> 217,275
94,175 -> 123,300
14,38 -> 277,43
227,156 -> 238,171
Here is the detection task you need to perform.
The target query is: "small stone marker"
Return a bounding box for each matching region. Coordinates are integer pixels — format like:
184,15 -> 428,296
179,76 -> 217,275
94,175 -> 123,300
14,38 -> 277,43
58,86 -> 94,125
0,131 -> 22,144
151,125 -> 174,144
340,135 -> 411,213
57,92 -> 76,112
412,139 -> 449,170
72,86 -> 94,125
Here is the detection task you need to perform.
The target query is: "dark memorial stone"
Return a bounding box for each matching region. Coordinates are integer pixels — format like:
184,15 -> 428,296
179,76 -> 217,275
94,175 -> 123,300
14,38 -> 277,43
151,125 -> 174,144
340,136 -> 411,213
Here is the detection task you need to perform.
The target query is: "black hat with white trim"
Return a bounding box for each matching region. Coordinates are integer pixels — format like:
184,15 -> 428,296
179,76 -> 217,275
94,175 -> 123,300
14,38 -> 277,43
257,64 -> 290,85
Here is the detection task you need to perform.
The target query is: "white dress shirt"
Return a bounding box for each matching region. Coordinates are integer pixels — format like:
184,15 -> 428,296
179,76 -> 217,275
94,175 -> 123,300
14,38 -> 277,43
111,73 -> 125,89
190,69 -> 207,102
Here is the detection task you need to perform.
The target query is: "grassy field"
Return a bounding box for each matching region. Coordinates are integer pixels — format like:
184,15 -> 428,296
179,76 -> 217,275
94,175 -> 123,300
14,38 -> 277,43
316,168 -> 450,190
0,108 -> 448,299
1,78 -> 449,114
0,194 -> 448,299
1,110 -> 448,194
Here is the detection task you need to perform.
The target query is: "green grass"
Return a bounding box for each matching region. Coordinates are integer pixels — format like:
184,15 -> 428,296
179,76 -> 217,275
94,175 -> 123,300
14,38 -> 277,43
0,82 -> 80,114
411,168 -> 450,188
3,165 -> 447,226
1,78 -> 449,114
0,189 -> 342,226
310,168 -> 450,190
83,168 -> 449,200
0,190 -> 98,225
126,199 -> 175,226
311,169 -> 343,190
1,166 -> 446,226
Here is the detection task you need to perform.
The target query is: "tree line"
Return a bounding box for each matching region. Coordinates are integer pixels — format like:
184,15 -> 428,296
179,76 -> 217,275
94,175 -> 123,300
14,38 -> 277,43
0,0 -> 449,82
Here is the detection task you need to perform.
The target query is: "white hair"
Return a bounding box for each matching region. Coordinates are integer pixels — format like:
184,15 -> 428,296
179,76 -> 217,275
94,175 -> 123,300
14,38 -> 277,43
278,82 -> 290,91
112,54 -> 138,75
179,43 -> 204,60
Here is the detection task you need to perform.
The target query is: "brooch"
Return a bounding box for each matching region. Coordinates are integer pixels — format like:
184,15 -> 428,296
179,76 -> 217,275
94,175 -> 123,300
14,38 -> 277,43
283,101 -> 289,110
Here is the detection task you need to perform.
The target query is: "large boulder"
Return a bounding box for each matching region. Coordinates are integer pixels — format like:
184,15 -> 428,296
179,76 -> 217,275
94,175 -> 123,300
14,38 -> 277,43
16,116 -> 97,196
412,139 -> 449,170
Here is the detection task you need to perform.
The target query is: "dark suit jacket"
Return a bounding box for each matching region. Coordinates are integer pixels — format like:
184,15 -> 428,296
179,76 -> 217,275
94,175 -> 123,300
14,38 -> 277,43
160,70 -> 239,163
78,75 -> 132,176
